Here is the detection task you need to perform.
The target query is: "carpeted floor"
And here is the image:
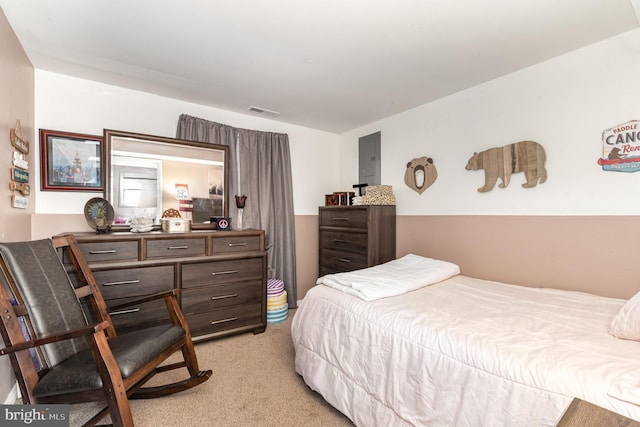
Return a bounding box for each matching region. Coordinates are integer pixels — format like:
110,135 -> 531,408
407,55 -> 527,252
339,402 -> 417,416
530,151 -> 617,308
69,310 -> 354,426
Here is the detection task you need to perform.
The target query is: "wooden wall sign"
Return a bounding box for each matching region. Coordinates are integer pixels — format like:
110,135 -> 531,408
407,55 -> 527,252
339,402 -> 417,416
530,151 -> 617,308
9,181 -> 30,196
11,167 -> 28,183
404,157 -> 437,194
11,195 -> 28,209
10,120 -> 29,154
9,119 -> 31,209
465,140 -> 547,192
598,120 -> 640,172
12,151 -> 28,170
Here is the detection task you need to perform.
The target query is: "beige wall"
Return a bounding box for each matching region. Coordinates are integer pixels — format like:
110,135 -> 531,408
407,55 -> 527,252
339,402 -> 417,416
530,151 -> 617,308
396,215 -> 639,300
295,214 -> 640,301
0,10 -> 34,240
31,214 -> 91,240
295,215 -> 319,301
0,7 -> 34,404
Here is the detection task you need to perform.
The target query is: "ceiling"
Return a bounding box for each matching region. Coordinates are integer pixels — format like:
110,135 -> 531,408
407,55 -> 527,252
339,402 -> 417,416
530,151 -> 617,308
1,1 -> 639,134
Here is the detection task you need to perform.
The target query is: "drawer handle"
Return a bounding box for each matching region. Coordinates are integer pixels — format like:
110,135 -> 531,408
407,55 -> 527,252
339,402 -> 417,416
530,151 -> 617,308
110,308 -> 140,316
102,279 -> 140,286
333,239 -> 351,244
211,317 -> 238,325
332,217 -> 350,221
228,242 -> 247,247
211,270 -> 239,276
334,257 -> 351,263
89,249 -> 117,254
210,293 -> 238,301
167,245 -> 189,250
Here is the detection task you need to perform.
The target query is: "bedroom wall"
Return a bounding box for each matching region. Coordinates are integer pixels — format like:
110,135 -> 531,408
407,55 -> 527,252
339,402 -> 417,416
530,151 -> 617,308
31,71 -> 342,301
0,7 -> 35,404
8,9 -> 639,408
33,71 -> 341,216
21,26 -> 640,305
335,28 -> 640,299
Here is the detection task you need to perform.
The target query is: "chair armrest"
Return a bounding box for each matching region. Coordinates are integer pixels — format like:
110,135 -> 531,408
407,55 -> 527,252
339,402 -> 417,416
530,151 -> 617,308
108,289 -> 181,311
0,321 -> 110,356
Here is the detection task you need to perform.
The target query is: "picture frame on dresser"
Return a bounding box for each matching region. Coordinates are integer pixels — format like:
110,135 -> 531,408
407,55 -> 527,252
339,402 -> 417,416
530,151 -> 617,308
39,129 -> 104,191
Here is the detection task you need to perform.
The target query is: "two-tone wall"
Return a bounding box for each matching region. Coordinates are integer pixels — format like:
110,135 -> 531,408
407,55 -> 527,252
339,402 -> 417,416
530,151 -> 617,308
31,28 -> 640,303
20,25 -> 640,302
4,8 -> 640,405
0,7 -> 35,405
337,28 -> 640,300
30,71 -> 343,305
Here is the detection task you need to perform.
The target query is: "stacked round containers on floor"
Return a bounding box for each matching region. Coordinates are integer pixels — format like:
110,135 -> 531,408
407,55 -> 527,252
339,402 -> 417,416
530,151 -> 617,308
266,279 -> 288,324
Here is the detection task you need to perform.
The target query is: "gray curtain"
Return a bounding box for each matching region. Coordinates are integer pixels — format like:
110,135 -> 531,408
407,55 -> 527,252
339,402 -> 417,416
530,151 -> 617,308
176,114 -> 297,308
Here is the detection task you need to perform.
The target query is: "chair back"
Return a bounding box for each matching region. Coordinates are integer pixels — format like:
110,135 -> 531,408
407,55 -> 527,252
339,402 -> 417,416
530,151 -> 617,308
1,236 -> 210,424
0,239 -> 88,367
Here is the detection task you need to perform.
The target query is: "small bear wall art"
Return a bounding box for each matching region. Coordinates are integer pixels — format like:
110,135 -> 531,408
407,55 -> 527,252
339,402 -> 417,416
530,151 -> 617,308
405,156 -> 437,194
465,140 -> 547,193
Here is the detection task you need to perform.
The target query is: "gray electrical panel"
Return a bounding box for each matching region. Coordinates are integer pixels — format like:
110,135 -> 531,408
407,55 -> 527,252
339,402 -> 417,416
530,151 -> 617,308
358,131 -> 381,186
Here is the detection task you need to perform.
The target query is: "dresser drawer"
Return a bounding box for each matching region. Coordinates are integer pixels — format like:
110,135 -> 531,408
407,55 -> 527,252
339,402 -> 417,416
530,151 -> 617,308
92,265 -> 174,299
146,238 -> 206,259
64,229 -> 268,341
320,230 -> 367,253
320,265 -> 338,277
212,235 -> 261,253
181,280 -> 263,315
320,248 -> 368,272
320,208 -> 368,229
106,297 -> 172,330
182,258 -> 264,288
75,241 -> 139,263
186,304 -> 263,337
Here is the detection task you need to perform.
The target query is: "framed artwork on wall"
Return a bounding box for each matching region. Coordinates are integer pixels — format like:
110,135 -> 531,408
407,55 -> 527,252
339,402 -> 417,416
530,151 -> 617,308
40,129 -> 104,191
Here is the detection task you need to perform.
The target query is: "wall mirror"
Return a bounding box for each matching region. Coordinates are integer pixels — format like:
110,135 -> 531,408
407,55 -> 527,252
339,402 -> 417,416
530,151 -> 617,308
103,129 -> 229,231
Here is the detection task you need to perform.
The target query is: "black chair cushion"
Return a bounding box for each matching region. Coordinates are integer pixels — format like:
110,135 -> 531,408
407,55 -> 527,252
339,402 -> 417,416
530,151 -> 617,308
33,324 -> 185,398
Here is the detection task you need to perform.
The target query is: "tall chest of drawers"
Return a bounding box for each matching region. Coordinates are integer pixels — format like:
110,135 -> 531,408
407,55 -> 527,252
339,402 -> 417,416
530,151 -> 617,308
318,205 -> 396,276
62,230 -> 267,342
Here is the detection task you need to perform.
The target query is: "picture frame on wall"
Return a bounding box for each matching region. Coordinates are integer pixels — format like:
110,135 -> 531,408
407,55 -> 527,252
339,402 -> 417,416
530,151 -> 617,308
40,129 -> 104,191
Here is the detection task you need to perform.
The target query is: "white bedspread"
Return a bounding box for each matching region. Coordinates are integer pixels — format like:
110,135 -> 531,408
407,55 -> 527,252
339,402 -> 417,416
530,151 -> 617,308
292,275 -> 640,426
316,254 -> 460,301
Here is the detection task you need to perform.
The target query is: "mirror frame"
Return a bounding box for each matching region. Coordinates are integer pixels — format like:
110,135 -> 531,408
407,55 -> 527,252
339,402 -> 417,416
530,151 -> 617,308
103,129 -> 230,231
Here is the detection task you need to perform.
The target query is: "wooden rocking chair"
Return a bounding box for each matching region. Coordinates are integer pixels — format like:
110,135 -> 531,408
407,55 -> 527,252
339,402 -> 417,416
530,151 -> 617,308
0,235 -> 212,426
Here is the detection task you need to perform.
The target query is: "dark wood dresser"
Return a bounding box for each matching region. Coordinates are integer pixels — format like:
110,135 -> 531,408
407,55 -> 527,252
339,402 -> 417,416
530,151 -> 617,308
318,205 -> 396,276
61,230 -> 267,342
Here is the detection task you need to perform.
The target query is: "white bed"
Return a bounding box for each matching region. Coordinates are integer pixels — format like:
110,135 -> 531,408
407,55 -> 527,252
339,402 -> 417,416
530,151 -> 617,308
291,256 -> 640,426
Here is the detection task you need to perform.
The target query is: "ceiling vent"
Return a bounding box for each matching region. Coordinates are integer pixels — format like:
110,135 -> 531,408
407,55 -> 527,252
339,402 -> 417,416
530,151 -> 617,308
248,106 -> 280,117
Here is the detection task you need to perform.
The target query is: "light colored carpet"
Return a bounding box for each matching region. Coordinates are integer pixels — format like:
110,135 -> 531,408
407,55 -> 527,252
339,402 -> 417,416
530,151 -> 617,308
69,310 -> 354,426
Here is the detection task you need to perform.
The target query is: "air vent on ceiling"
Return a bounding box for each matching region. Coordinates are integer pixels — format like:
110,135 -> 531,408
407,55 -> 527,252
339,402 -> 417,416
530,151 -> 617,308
248,106 -> 280,117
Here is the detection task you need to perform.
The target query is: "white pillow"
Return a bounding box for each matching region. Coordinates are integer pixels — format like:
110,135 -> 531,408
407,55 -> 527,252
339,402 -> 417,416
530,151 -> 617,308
609,291 -> 640,340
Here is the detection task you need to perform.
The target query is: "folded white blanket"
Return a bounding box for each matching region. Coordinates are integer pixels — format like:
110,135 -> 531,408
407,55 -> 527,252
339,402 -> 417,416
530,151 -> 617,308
317,254 -> 460,301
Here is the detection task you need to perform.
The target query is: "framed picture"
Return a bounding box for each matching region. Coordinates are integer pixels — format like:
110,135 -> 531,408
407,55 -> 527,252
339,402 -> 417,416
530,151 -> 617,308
40,129 -> 104,191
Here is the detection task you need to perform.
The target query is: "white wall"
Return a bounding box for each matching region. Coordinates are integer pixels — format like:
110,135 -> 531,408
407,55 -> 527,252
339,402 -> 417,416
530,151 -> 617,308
339,28 -> 640,216
36,29 -> 640,219
34,71 -> 340,216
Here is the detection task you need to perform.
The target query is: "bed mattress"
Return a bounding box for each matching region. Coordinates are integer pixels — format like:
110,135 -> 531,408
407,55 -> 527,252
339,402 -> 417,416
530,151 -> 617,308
291,275 -> 640,426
